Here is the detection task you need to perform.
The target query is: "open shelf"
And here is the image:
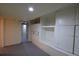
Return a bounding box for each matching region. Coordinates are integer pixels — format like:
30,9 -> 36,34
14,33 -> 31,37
41,26 -> 55,28
41,26 -> 55,31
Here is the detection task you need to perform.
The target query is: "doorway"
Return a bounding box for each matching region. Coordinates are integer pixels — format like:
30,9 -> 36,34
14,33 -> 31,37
21,22 -> 28,43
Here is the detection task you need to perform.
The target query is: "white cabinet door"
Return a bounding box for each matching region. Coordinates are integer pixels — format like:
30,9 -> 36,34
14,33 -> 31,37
74,26 -> 79,55
40,13 -> 55,26
30,24 -> 35,41
56,7 -> 75,26
54,26 -> 74,53
76,7 -> 79,25
31,24 -> 41,41
73,7 -> 79,55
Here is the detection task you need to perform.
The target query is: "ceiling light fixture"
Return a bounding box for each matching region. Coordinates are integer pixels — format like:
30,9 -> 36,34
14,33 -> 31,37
28,7 -> 34,12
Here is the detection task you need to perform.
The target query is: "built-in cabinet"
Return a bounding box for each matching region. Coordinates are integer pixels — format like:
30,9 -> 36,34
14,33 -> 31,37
31,24 -> 41,41
40,7 -> 79,55
40,13 -> 56,46
55,6 -> 79,55
56,7 -> 75,26
75,7 -> 79,25
74,7 -> 79,55
55,7 -> 75,53
31,6 -> 79,55
55,26 -> 74,53
41,13 -> 55,26
74,26 -> 79,55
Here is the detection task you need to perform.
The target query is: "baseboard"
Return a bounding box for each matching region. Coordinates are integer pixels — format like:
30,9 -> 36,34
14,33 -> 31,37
3,42 -> 21,48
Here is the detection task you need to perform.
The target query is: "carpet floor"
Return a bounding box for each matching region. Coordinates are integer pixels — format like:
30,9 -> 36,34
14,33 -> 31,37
0,42 -> 49,56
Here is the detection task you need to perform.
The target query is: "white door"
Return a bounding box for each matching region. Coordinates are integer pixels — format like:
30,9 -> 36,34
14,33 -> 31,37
21,24 -> 28,43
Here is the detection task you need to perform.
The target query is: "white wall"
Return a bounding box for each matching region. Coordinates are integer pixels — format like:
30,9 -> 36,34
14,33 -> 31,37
4,17 -> 21,46
0,17 -> 4,47
0,17 -> 22,47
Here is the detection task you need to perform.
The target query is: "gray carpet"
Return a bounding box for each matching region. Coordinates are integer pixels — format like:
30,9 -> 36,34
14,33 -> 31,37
0,42 -> 49,56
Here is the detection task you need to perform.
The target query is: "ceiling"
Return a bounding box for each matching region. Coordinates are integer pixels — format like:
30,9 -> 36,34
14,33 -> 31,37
0,3 -> 75,21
